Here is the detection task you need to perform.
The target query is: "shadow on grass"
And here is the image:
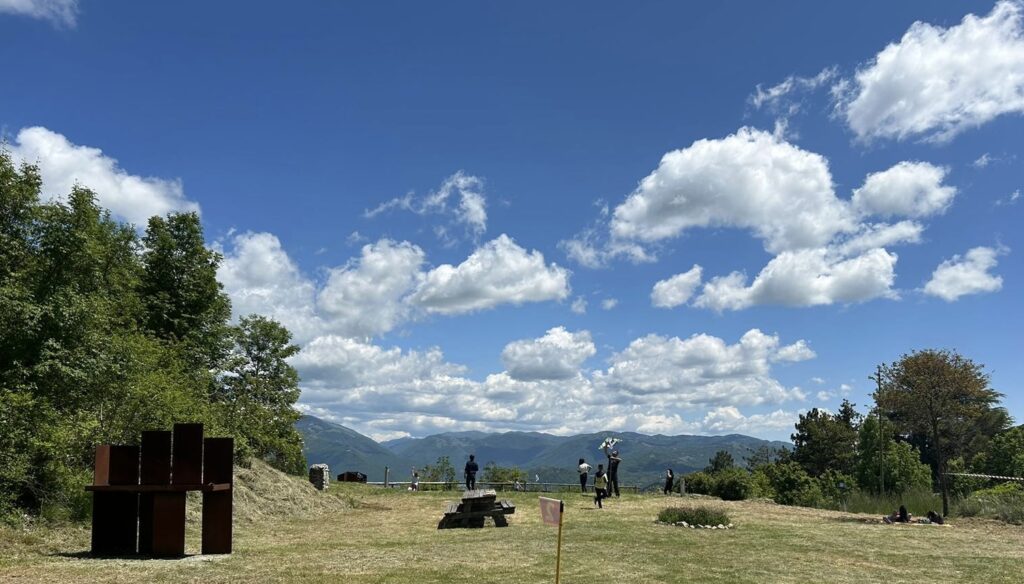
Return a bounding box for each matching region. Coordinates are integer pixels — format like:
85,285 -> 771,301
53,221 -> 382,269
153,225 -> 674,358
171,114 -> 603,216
50,550 -> 199,560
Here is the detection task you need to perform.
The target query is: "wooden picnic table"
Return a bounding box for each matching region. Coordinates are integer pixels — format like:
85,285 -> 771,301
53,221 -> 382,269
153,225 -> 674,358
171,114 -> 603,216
437,489 -> 516,529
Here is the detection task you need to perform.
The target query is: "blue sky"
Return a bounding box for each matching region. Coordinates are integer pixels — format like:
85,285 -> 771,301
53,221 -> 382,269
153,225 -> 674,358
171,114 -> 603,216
2,1 -> 1021,441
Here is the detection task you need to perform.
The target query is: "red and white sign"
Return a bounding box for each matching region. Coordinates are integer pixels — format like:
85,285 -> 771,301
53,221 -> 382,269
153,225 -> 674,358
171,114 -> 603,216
539,497 -> 563,527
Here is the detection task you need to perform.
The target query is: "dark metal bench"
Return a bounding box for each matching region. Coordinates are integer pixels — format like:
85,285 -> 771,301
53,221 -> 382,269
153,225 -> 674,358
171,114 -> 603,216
437,489 -> 516,529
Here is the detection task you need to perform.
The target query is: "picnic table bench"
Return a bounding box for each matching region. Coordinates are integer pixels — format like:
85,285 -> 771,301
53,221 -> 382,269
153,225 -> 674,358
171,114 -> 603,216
437,489 -> 516,529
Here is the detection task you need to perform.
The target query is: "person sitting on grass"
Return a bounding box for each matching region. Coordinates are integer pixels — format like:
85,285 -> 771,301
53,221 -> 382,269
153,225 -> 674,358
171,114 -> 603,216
926,510 -> 944,525
883,505 -> 911,524
594,464 -> 608,508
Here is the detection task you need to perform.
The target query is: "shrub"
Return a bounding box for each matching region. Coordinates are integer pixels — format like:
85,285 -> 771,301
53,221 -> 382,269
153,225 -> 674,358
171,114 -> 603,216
818,470 -> 856,504
683,471 -> 715,495
712,468 -> 752,501
954,485 -> 1024,524
763,461 -> 823,507
749,469 -> 775,499
658,506 -> 730,526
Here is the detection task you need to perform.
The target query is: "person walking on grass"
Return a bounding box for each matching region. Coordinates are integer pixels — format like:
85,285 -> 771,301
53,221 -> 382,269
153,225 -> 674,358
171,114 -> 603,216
663,468 -> 674,495
578,458 -> 592,493
464,454 -> 478,491
594,464 -> 608,508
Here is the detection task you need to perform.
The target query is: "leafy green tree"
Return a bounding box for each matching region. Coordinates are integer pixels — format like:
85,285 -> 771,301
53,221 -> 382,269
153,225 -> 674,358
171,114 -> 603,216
141,212 -> 232,367
761,461 -> 823,507
875,349 -> 1007,516
745,445 -> 787,469
481,463 -> 525,484
682,471 -> 715,495
705,450 -> 735,474
791,400 -> 860,477
855,414 -> 932,495
983,426 -> 1024,479
421,456 -> 457,487
218,315 -> 304,474
818,469 -> 855,504
711,467 -> 752,501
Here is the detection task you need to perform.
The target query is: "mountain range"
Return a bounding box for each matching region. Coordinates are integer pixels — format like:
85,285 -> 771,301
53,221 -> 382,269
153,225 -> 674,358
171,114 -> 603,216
297,415 -> 790,485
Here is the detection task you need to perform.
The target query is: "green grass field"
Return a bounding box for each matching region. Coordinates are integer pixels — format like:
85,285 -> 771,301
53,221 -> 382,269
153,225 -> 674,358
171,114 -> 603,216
2,464 -> 1023,583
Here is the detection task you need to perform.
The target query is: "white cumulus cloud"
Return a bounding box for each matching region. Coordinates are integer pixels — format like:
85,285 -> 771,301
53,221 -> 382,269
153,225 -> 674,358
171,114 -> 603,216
610,127 -> 854,254
923,246 -> 1007,301
410,234 -> 570,314
501,327 -> 596,381
852,162 -> 957,218
836,1 -> 1024,142
651,265 -> 703,308
8,126 -> 198,225
694,247 -> 899,311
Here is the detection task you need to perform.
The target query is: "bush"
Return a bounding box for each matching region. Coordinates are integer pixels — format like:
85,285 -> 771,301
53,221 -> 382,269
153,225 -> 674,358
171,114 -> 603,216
763,461 -> 823,507
683,471 -> 715,495
712,468 -> 752,501
749,469 -> 775,499
818,470 -> 856,504
658,506 -> 730,526
954,485 -> 1024,524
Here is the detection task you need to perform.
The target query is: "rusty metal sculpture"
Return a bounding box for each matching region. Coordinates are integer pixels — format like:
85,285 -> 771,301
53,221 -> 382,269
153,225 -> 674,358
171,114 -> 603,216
86,423 -> 233,557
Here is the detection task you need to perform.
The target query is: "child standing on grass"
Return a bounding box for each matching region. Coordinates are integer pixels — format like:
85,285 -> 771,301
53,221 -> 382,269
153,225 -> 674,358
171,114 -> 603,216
594,464 -> 608,508
578,458 -> 592,493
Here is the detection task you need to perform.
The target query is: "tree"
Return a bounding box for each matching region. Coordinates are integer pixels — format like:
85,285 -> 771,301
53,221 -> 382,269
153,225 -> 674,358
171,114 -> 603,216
705,450 -> 735,474
421,456 -> 456,487
482,463 -> 525,484
983,426 -> 1024,479
855,415 -> 931,495
875,349 -> 1006,516
218,315 -> 304,474
745,445 -> 787,469
791,401 -> 860,477
141,212 -> 232,367
761,461 -> 823,507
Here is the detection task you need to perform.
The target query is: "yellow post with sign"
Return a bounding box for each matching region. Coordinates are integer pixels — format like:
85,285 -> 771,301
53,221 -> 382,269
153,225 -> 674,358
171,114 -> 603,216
539,497 -> 564,583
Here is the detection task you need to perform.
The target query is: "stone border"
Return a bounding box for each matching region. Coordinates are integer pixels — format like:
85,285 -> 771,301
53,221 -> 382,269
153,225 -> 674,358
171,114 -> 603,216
656,520 -> 735,529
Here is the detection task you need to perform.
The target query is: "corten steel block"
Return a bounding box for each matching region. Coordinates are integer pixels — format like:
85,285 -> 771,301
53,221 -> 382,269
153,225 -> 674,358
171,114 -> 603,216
203,437 -> 234,485
150,492 -> 187,557
202,491 -> 232,554
138,493 -> 155,555
172,423 -> 204,485
90,444 -> 140,556
91,492 -> 138,556
94,445 -> 140,486
202,437 -> 233,554
93,445 -> 111,486
141,431 -> 172,485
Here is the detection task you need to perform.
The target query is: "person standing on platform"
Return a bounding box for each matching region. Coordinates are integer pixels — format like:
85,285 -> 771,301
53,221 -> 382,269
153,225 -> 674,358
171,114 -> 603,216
577,458 -> 592,493
464,454 -> 479,490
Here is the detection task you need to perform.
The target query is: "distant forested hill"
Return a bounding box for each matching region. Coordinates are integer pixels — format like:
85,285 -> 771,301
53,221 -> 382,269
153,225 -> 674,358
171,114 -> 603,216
299,415 -> 789,485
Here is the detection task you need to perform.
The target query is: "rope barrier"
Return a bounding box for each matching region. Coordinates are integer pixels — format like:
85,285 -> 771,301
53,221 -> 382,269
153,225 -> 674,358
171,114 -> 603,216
942,471 -> 1024,479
